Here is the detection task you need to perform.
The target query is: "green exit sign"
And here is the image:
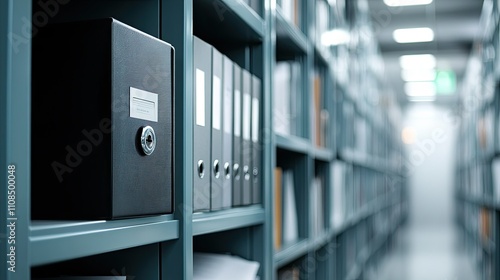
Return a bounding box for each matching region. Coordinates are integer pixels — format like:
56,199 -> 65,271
435,70 -> 456,94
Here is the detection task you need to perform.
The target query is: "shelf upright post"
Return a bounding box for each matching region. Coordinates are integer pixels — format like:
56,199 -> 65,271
160,0 -> 194,279
1,0 -> 31,279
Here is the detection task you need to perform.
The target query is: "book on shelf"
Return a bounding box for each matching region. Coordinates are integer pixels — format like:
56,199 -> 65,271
312,176 -> 325,235
278,0 -> 300,27
274,167 -> 283,250
274,61 -> 301,136
282,169 -> 299,245
331,162 -> 345,228
311,70 -> 329,148
193,252 -> 260,280
492,158 -> 500,201
315,0 -> 329,45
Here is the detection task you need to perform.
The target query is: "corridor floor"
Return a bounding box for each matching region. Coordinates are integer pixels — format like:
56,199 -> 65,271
373,224 -> 478,280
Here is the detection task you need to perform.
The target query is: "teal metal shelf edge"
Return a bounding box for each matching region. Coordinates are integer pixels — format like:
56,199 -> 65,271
457,152 -> 500,170
274,239 -> 310,268
313,42 -> 332,67
30,215 -> 179,266
461,222 -> 496,255
338,149 -> 402,176
456,191 -> 498,210
275,8 -> 309,55
192,206 -> 265,236
275,133 -> 311,154
345,216 -> 404,280
312,147 -> 334,162
273,193 -> 401,268
333,193 -> 400,236
221,0 -> 266,38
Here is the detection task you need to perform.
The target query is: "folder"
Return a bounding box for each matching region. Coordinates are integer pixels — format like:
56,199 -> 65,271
251,75 -> 262,204
31,18 -> 173,220
193,37 -> 212,212
241,69 -> 253,205
221,56 -> 234,209
232,63 -> 243,206
210,47 -> 223,211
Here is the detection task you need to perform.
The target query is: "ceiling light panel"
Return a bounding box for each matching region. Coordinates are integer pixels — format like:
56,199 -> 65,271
399,54 -> 436,69
393,27 -> 434,43
384,0 -> 433,7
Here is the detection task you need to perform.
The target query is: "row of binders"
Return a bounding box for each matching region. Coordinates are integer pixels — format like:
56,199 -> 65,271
193,37 -> 262,212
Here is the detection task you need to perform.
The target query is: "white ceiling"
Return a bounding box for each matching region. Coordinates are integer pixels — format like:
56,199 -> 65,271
367,0 -> 485,106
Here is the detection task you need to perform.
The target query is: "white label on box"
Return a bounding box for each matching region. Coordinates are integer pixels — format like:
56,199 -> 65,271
234,90 -> 241,137
243,93 -> 251,140
252,97 -> 259,143
130,87 -> 158,122
195,69 -> 206,127
212,75 -> 222,130
224,87 -> 232,134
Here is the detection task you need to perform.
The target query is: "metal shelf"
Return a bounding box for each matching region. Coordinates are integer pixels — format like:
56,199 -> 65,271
274,239 -> 310,268
275,133 -> 311,154
192,206 -> 265,236
338,149 -> 401,176
312,147 -> 334,162
30,215 -> 179,266
275,8 -> 309,56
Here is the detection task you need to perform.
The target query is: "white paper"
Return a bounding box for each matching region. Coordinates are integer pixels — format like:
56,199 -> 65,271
196,69 -> 206,127
193,252 -> 260,280
212,75 -> 222,130
129,87 -> 158,122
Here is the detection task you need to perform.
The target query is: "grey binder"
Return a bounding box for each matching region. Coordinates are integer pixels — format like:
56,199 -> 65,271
193,37 -> 212,212
222,56 -> 234,209
251,75 -> 262,204
241,69 -> 252,205
210,47 -> 224,211
232,64 -> 243,207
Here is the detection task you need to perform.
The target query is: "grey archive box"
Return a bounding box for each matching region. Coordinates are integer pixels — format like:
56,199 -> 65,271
31,18 -> 174,220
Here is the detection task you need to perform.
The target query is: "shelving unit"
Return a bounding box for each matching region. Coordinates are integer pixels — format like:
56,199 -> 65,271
1,0 -> 407,279
271,0 -> 407,279
455,2 -> 500,280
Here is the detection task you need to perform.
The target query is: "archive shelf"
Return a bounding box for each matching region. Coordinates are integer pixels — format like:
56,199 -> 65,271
455,2 -> 500,277
30,216 -> 179,266
1,0 -> 407,279
192,206 -> 265,236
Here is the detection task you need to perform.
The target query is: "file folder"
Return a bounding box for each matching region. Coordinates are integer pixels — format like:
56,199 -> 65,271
31,18 -> 173,220
222,56 -> 234,209
241,69 -> 253,205
232,63 -> 243,206
210,47 -> 223,211
193,37 -> 212,212
251,75 -> 261,204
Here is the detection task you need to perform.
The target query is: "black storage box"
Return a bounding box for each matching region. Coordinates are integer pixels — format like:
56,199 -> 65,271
31,18 -> 174,220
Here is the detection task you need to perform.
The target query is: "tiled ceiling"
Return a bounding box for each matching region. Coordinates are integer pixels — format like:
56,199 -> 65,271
367,0 -> 485,105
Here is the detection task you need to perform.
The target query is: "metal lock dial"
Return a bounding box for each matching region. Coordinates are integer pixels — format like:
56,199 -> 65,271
140,126 -> 156,156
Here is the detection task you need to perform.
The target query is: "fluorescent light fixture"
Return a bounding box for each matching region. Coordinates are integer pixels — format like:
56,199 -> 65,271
321,29 -> 350,46
408,96 -> 436,102
393,27 -> 434,43
401,69 -> 436,81
405,82 -> 436,97
399,54 -> 436,69
384,0 -> 432,7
